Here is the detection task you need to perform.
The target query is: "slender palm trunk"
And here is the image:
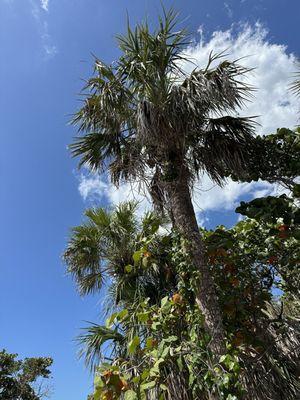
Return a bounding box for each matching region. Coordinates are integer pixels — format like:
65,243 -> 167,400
164,169 -> 225,357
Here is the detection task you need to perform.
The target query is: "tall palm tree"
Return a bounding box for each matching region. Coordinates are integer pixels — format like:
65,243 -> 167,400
70,9 -> 255,356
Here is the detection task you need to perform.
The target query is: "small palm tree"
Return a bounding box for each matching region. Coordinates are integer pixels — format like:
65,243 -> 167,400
64,202 -> 137,296
64,202 -> 169,299
64,202 -> 176,369
70,9 -> 255,356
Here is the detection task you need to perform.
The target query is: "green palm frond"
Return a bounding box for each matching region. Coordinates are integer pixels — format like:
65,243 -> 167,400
189,116 -> 256,184
64,224 -> 102,295
85,207 -> 111,229
64,201 -> 173,311
77,323 -> 124,370
290,67 -> 300,97
70,59 -> 135,172
107,275 -> 140,306
70,132 -> 117,171
112,201 -> 138,236
64,202 -> 164,298
178,58 -> 253,115
116,8 -> 190,103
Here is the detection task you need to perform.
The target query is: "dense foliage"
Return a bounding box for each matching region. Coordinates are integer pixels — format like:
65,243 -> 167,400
228,127 -> 300,189
65,160 -> 300,399
0,350 -> 52,400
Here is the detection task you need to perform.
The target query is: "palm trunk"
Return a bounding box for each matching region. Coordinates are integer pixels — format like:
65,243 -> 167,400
164,170 -> 225,358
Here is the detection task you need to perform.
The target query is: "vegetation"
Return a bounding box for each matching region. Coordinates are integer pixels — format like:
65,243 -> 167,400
69,8 -> 260,357
65,176 -> 300,399
0,349 -> 53,400
66,8 -> 300,400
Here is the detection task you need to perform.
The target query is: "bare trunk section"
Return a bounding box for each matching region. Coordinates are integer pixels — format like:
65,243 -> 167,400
164,171 -> 225,358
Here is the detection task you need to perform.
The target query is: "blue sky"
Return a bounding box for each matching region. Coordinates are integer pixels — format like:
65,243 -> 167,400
0,0 -> 299,399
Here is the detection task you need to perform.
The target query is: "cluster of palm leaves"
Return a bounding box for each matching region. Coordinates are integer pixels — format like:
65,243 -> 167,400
64,203 -> 170,301
70,8 -> 257,208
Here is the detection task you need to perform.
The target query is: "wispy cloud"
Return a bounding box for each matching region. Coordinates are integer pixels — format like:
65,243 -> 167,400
2,0 -> 55,58
40,0 -> 49,12
76,23 -> 299,225
78,171 -> 152,217
224,2 -> 233,18
41,21 -> 57,58
31,0 -> 57,59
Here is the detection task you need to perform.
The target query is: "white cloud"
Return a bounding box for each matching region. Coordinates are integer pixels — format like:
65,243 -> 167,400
184,23 -> 298,135
192,176 -> 274,213
197,214 -> 210,228
78,174 -> 107,201
41,22 -> 57,58
1,0 -> 49,10
40,0 -> 48,11
77,24 -> 299,225
43,43 -> 57,58
78,172 -> 152,217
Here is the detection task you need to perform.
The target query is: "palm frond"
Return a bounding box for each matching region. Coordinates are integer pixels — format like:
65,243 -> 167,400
116,8 -> 190,104
64,224 -> 102,296
64,202 -> 148,297
113,201 -> 139,236
69,132 -> 116,171
290,67 -> 300,97
70,60 -> 135,173
77,323 -> 124,371
85,207 -> 111,229
177,58 -> 254,117
190,116 -> 256,184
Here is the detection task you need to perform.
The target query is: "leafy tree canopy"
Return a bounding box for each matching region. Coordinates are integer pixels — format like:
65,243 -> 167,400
0,350 -> 53,400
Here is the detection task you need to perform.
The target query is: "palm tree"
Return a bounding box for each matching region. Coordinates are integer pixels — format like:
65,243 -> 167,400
64,202 -> 138,297
64,202 -> 172,302
70,9 -> 255,356
64,202 -> 178,370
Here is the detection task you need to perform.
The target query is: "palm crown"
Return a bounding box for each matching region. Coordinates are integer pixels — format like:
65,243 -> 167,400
64,202 -> 171,301
70,9 -> 255,203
